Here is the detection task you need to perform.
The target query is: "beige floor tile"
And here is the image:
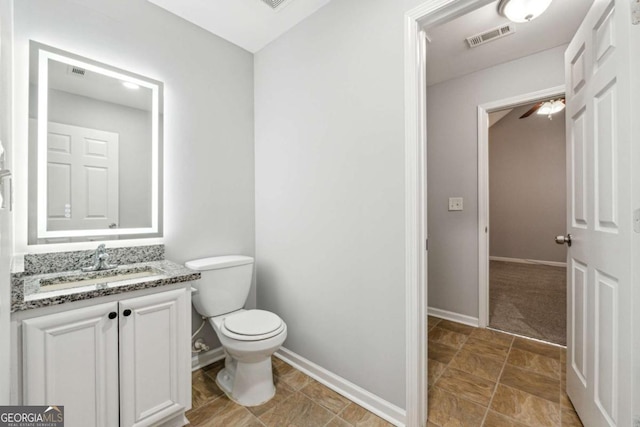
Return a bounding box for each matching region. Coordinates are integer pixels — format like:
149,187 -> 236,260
326,415 -> 353,427
490,384 -> 561,427
246,380 -> 295,417
186,396 -> 243,426
259,392 -> 334,427
428,316 -> 441,330
499,365 -> 560,403
301,379 -> 350,414
200,405 -> 264,427
277,368 -> 313,391
435,367 -> 496,406
469,328 -> 514,347
507,348 -> 561,379
191,370 -> 224,409
449,349 -> 504,382
462,337 -> 510,362
272,357 -> 296,378
427,387 -> 486,427
512,338 -> 561,360
428,359 -> 447,386
429,327 -> 469,349
561,408 -> 584,426
482,410 -> 529,427
437,320 -> 476,335
560,389 -> 574,410
428,341 -> 459,364
338,402 -> 394,426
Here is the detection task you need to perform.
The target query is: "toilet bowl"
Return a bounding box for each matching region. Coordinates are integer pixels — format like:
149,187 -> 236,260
209,309 -> 287,405
186,256 -> 287,406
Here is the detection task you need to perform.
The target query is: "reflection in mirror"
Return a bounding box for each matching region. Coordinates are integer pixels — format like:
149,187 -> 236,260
28,42 -> 163,244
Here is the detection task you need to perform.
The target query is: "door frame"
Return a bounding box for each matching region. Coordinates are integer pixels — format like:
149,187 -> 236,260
476,85 -> 565,328
403,0 -> 495,425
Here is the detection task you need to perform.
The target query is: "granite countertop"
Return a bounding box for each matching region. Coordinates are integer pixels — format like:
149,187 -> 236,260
11,260 -> 200,312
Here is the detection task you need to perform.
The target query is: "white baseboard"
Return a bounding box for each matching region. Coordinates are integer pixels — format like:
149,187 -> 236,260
275,347 -> 406,427
428,307 -> 479,327
191,347 -> 225,371
489,256 -> 567,268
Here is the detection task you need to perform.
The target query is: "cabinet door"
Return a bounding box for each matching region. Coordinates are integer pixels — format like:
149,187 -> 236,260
119,288 -> 190,427
23,302 -> 120,427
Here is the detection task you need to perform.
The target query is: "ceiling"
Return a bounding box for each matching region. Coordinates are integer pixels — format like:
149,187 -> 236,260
147,0 -> 332,53
426,0 -> 592,86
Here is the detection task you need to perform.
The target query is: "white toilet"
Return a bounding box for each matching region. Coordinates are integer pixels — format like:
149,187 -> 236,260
186,255 -> 287,406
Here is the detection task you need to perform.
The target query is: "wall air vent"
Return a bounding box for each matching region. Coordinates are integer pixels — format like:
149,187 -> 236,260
466,24 -> 515,48
258,0 -> 292,10
67,66 -> 86,77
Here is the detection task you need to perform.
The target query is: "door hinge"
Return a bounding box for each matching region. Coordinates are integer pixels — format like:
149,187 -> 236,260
426,239 -> 428,251
634,209 -> 640,233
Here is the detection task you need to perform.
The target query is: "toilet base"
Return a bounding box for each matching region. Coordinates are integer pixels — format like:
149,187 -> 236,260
215,355 -> 276,407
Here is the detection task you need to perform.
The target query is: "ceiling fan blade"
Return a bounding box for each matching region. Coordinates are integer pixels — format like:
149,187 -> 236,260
519,102 -> 543,119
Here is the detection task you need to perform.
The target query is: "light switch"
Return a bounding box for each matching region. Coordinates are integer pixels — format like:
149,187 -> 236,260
449,197 -> 463,211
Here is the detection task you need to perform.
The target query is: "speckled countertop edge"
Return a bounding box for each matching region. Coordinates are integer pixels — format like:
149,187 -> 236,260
11,260 -> 200,312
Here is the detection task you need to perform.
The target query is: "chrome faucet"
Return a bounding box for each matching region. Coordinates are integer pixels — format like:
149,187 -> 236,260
82,244 -> 118,272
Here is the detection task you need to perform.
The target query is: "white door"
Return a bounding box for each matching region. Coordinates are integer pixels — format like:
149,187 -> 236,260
22,302 -> 120,427
564,0 -> 634,425
118,288 -> 190,427
42,120 -> 119,232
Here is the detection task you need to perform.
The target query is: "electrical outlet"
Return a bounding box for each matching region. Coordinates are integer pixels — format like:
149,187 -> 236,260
449,197 -> 463,211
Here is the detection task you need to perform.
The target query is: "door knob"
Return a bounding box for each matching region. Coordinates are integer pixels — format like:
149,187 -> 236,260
555,234 -> 572,247
123,309 -> 132,317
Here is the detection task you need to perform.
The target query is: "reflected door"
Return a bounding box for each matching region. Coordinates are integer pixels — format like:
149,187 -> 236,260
45,121 -> 119,232
564,0 -> 634,425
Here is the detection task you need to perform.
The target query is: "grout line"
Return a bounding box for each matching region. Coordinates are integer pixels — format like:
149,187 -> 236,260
479,335 -> 515,426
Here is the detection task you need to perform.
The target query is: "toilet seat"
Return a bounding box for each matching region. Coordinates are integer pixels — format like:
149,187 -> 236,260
220,310 -> 285,341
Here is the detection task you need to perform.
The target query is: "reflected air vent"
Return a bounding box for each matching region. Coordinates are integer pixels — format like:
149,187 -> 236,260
259,0 -> 289,9
67,66 -> 86,77
466,24 -> 515,48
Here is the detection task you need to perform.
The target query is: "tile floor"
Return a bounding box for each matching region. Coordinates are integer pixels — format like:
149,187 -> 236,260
187,317 -> 584,427
427,316 -> 583,427
187,357 -> 394,427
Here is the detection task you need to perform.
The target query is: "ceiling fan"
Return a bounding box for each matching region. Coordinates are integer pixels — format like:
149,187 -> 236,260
519,98 -> 566,119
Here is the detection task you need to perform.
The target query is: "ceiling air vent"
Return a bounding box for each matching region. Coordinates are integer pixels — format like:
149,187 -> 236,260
259,0 -> 291,10
67,65 -> 86,77
466,24 -> 515,48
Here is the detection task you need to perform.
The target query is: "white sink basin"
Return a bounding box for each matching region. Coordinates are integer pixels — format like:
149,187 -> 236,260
39,266 -> 164,292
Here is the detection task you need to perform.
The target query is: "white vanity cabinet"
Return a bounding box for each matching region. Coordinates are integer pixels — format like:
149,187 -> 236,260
21,287 -> 191,427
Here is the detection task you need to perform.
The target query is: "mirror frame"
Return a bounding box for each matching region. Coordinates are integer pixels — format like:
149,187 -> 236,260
33,44 -> 162,241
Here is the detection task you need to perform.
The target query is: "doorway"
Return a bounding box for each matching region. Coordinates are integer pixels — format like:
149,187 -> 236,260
485,97 -> 567,345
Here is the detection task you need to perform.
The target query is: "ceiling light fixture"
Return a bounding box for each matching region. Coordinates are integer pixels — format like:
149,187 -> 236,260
498,0 -> 553,23
536,99 -> 565,119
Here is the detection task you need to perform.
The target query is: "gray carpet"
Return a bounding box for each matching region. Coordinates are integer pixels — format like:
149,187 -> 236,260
489,260 -> 566,346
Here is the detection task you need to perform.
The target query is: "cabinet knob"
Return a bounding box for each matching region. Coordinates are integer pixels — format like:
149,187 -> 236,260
108,312 -> 117,320
123,309 -> 132,317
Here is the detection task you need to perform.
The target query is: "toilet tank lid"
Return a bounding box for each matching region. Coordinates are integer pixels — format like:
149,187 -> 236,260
185,256 -> 254,271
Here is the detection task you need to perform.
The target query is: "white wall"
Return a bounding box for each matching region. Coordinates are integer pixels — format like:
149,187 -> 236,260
427,45 -> 567,319
13,0 -> 255,350
255,0 -> 423,409
632,11 -> 640,424
489,104 -> 566,263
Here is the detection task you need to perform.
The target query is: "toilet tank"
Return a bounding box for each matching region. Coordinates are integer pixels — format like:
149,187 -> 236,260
186,256 -> 254,317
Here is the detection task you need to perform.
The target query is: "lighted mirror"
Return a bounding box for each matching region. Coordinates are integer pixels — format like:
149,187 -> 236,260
28,42 -> 163,244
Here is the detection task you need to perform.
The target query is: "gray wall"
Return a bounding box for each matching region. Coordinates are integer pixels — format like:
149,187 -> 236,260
489,104 -> 566,263
255,0 -> 423,409
14,0 -> 255,350
427,45 -> 567,319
